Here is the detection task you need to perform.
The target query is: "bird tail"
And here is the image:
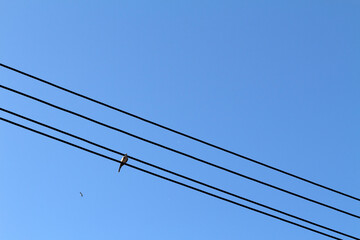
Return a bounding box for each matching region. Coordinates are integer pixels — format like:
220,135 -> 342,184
118,163 -> 124,172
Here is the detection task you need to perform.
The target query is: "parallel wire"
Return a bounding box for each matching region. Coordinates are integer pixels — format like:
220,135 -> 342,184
1,84 -> 359,220
1,63 -> 358,202
0,117 -> 344,240
2,108 -> 358,240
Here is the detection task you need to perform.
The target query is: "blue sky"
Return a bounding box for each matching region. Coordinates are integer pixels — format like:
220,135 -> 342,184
1,1 -> 359,239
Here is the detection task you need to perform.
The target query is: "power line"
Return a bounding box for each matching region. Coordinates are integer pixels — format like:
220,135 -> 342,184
0,117 -> 344,240
2,108 -> 357,240
1,84 -> 359,220
1,63 -> 358,203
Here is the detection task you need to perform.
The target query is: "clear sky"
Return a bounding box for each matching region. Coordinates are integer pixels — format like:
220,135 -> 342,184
1,1 -> 359,239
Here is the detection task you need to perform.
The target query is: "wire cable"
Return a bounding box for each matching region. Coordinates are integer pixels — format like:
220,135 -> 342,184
0,117 -> 345,240
1,62 -> 358,202
0,85 -> 360,219
1,84 -> 358,220
1,107 -> 358,240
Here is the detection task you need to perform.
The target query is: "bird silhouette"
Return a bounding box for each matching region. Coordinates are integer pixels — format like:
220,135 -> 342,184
80,192 -> 83,197
118,153 -> 128,172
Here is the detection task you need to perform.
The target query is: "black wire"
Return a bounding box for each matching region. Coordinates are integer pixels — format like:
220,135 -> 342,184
2,108 -> 358,239
0,117 -> 344,240
1,84 -> 358,220
1,63 -> 358,203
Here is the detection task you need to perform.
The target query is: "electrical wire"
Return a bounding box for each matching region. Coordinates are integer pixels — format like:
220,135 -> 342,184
1,62 -> 358,202
1,84 -> 359,220
0,117 -> 345,240
2,108 -> 358,239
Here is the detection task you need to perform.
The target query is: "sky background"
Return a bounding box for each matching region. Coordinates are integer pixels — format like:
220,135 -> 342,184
1,1 -> 360,239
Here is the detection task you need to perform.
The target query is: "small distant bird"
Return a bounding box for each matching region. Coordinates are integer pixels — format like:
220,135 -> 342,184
118,153 -> 128,172
80,192 -> 83,197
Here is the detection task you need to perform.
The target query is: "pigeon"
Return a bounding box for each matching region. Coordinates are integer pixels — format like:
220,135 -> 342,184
80,192 -> 83,197
118,153 -> 128,172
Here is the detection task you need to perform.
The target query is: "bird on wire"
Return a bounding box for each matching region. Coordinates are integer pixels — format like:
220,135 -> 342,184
118,153 -> 128,172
